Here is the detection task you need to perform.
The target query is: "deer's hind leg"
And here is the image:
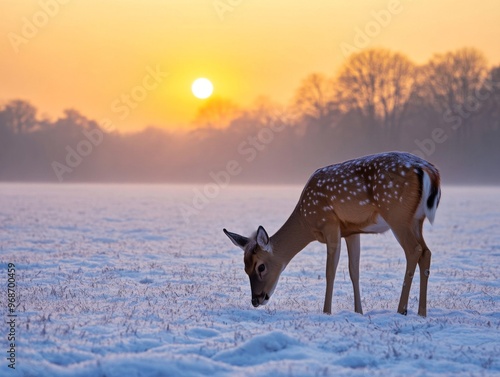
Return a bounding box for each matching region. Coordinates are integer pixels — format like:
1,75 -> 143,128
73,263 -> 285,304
390,216 -> 433,317
416,219 -> 432,317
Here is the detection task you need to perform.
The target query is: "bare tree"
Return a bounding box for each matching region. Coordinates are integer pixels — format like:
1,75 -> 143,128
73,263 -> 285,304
334,49 -> 415,139
474,66 -> 500,135
417,47 -> 488,139
292,73 -> 335,122
194,96 -> 241,129
0,100 -> 37,133
246,96 -> 287,128
484,66 -> 500,128
418,48 -> 488,113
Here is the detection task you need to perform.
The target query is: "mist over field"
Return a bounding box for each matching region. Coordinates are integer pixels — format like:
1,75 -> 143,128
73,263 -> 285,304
1,47 -> 499,185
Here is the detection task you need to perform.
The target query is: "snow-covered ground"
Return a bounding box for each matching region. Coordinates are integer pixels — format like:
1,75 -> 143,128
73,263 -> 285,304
0,183 -> 499,377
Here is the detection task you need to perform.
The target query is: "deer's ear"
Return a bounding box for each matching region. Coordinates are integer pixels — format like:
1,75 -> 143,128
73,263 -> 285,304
256,226 -> 271,253
223,229 -> 249,250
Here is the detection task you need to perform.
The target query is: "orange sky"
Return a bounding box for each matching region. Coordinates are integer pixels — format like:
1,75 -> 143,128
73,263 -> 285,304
1,0 -> 500,132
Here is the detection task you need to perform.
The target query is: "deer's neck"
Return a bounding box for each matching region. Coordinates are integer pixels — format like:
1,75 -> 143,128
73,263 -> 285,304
271,207 -> 314,266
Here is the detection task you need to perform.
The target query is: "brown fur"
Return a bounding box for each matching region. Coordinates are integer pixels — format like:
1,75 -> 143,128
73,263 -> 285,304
224,152 -> 441,316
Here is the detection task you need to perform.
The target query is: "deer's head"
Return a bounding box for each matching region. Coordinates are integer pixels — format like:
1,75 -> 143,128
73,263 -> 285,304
223,226 -> 283,308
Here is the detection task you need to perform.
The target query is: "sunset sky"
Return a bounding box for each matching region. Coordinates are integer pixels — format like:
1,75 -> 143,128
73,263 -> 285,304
1,0 -> 500,132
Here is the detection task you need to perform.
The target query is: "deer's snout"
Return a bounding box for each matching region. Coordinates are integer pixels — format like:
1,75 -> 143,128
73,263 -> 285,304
251,293 -> 270,307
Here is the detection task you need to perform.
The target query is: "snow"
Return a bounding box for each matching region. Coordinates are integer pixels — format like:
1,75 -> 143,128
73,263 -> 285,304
0,183 -> 499,377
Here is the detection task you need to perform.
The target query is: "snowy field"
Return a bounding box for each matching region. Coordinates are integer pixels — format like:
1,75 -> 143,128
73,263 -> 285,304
0,183 -> 499,377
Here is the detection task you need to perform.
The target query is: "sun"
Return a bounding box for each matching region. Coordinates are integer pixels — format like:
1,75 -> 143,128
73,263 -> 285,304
191,78 -> 214,99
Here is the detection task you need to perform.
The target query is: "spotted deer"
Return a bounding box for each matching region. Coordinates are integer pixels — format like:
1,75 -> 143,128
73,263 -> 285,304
224,152 -> 441,317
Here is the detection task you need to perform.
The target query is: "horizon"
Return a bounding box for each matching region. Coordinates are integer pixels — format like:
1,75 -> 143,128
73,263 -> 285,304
2,0 -> 500,132
2,3 -> 500,374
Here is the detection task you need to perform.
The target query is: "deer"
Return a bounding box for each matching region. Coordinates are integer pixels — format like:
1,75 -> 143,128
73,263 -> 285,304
223,152 -> 441,317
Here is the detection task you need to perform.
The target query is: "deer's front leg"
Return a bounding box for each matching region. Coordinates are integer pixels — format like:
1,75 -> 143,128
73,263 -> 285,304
345,234 -> 363,314
323,226 -> 341,314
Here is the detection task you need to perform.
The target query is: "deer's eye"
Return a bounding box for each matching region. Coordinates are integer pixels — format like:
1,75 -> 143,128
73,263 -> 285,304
258,264 -> 266,273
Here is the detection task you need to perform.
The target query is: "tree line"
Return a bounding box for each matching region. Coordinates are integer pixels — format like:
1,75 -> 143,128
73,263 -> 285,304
0,47 -> 499,184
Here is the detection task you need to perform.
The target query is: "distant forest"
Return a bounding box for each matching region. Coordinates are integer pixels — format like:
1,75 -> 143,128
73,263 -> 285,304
1,47 -> 499,184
